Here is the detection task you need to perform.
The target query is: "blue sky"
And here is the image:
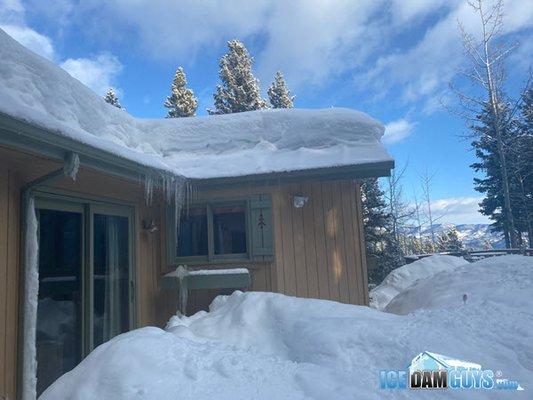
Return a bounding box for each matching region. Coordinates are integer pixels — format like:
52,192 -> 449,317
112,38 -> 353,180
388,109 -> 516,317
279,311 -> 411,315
1,0 -> 531,224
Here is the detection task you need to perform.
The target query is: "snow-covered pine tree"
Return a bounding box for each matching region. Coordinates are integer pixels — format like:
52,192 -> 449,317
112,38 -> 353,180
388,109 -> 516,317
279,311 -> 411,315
436,228 -> 464,252
267,71 -> 294,108
208,40 -> 267,114
104,88 -> 122,109
164,67 -> 198,118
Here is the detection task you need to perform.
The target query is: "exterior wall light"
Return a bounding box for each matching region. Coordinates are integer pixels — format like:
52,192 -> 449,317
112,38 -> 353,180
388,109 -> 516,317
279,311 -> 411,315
293,196 -> 309,208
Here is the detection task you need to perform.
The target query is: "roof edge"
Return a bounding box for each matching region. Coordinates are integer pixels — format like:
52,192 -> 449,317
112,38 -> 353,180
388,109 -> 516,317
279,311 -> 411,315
0,111 -> 173,182
0,111 -> 394,191
191,160 -> 394,190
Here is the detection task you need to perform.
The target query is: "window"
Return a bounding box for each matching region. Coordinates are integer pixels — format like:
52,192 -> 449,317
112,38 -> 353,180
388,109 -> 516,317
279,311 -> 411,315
168,195 -> 274,264
175,201 -> 248,261
177,207 -> 208,257
213,204 -> 247,255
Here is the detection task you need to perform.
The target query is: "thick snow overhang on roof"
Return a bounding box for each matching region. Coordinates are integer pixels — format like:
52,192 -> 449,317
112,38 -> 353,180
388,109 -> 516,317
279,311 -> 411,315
0,29 -> 393,184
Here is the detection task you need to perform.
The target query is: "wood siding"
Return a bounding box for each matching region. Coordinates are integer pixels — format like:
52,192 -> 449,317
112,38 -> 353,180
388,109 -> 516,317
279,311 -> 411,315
272,181 -> 368,305
0,145 -> 162,399
158,180 -> 369,317
0,144 -> 369,399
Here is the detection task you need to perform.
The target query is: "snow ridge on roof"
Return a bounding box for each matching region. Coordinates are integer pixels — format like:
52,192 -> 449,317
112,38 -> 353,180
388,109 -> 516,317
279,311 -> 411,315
0,29 -> 392,179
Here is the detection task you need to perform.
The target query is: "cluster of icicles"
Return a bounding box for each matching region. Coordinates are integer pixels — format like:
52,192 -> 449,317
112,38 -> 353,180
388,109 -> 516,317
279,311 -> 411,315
143,172 -> 197,231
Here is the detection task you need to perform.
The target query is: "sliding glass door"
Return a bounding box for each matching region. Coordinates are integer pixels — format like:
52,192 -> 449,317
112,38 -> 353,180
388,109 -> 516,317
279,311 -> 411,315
91,206 -> 133,349
37,205 -> 84,395
36,198 -> 135,395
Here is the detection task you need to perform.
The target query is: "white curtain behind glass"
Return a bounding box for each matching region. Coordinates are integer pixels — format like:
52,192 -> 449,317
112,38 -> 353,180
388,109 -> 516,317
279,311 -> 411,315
103,217 -> 121,341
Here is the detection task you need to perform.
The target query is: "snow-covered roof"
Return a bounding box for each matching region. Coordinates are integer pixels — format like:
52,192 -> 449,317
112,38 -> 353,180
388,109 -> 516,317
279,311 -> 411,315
0,29 -> 393,180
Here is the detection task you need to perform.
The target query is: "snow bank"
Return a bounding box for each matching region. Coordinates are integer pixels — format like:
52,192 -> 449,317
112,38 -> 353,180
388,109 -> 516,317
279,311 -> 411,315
385,255 -> 532,315
0,29 -> 392,179
40,256 -> 533,399
369,255 -> 468,310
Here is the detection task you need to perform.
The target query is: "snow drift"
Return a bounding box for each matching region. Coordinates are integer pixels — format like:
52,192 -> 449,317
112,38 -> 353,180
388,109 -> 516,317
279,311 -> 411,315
0,29 -> 392,179
369,255 -> 468,310
40,256 -> 533,399
385,254 -> 533,314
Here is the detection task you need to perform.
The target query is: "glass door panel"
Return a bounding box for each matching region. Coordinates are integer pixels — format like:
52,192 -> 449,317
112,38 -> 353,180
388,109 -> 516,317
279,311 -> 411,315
37,208 -> 83,396
35,198 -> 134,393
92,213 -> 131,348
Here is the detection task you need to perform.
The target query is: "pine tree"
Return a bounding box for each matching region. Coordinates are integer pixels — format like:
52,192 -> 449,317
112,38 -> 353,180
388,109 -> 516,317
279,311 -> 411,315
104,88 -> 122,109
455,0 -> 519,247
164,67 -> 198,118
267,71 -> 294,108
513,85 -> 533,246
361,179 -> 389,257
361,178 -> 404,284
470,101 -> 520,247
208,40 -> 267,115
436,228 -> 464,252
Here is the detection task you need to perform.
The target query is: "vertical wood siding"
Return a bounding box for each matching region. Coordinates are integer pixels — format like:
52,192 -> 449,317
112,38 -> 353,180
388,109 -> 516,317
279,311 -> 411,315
273,180 -> 368,305
0,162 -> 22,399
0,144 -> 369,398
159,179 -> 369,318
0,145 -> 162,399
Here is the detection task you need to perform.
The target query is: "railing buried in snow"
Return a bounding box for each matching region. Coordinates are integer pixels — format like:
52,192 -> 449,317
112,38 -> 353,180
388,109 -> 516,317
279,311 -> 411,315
404,248 -> 533,264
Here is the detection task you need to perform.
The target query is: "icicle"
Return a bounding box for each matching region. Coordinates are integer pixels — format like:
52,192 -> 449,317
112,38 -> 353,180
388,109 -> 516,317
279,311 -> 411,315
63,153 -> 80,181
22,197 -> 39,400
143,174 -> 154,205
142,170 -> 191,257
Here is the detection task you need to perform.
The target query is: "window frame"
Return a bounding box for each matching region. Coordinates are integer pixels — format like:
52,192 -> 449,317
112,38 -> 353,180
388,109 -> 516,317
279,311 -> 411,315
168,197 -> 252,265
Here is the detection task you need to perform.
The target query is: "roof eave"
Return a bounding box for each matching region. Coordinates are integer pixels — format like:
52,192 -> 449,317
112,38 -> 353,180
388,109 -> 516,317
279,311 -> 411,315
191,159 -> 395,190
0,111 -> 394,191
0,111 -> 173,183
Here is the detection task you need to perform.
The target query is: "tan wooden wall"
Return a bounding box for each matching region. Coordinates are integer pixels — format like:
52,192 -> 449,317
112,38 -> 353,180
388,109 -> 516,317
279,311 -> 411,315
271,180 -> 368,305
0,159 -> 21,399
0,144 -> 369,398
157,180 -> 369,318
0,145 -> 163,399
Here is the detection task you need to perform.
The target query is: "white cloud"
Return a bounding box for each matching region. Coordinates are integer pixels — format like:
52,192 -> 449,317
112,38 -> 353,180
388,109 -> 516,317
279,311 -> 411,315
0,24 -> 54,59
24,0 -> 392,88
360,0 -> 533,110
430,197 -> 490,225
4,0 -> 532,107
0,0 -> 55,59
19,0 -> 532,97
60,54 -> 123,95
254,0 -> 383,87
390,0 -> 457,24
0,0 -> 23,22
383,118 -> 415,143
1,1 -> 123,95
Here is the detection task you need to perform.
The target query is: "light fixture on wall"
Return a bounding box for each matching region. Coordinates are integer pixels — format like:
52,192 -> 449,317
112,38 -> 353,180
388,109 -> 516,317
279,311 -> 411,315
142,219 -> 159,233
293,195 -> 309,208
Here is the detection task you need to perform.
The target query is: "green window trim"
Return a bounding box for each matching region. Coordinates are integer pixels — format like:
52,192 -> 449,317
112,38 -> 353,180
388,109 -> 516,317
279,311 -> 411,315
166,194 -> 274,265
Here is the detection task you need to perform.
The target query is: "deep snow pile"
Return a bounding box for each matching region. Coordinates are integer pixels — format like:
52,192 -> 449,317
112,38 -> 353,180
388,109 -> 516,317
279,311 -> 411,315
40,256 -> 532,399
385,255 -> 532,315
370,255 -> 468,310
0,29 -> 391,179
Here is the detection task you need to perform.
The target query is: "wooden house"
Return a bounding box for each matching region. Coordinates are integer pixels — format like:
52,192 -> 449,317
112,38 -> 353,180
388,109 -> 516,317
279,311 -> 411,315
0,30 -> 393,398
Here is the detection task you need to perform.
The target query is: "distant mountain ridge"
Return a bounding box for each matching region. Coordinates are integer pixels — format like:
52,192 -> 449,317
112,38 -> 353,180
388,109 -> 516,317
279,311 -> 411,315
405,223 -> 505,250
